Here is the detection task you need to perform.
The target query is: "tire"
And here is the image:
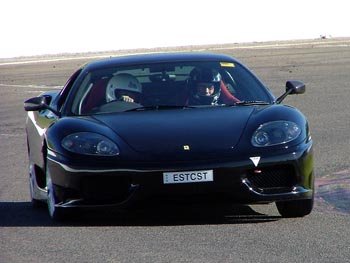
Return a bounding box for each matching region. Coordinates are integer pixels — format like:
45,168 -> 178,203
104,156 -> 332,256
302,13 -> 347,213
29,172 -> 44,208
276,197 -> 314,218
46,164 -> 66,221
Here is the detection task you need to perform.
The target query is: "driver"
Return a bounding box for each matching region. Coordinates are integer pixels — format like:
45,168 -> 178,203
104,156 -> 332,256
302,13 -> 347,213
188,68 -> 222,105
106,73 -> 142,103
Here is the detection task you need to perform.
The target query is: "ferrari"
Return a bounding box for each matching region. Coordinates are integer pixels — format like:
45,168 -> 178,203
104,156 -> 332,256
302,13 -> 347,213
24,52 -> 314,220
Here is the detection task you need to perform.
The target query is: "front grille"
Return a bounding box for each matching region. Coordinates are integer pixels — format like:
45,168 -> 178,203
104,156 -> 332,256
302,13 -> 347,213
247,165 -> 296,189
80,175 -> 132,203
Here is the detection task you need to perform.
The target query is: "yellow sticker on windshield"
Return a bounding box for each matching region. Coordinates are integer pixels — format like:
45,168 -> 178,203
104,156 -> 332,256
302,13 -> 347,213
220,62 -> 235,67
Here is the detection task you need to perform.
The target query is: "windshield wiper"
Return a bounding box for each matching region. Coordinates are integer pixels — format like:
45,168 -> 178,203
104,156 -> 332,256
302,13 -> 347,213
124,105 -> 195,112
233,100 -> 270,106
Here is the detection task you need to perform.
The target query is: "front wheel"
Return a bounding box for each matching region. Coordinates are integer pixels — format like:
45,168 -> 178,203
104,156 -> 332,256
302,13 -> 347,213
29,173 -> 44,208
46,165 -> 66,221
276,197 -> 314,218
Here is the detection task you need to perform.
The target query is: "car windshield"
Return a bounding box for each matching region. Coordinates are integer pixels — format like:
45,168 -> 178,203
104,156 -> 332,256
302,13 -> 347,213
71,60 -> 272,115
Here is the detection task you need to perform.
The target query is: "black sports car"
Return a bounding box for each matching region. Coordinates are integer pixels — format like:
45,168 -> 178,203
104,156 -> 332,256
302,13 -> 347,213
24,52 -> 314,220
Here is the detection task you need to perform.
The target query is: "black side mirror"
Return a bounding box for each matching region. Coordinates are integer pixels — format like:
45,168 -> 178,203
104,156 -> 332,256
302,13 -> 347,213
286,80 -> 305,95
24,96 -> 47,111
24,96 -> 60,116
276,80 -> 306,104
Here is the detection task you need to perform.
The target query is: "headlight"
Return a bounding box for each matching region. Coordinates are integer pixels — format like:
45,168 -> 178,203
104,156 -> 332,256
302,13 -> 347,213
251,121 -> 301,147
62,132 -> 119,156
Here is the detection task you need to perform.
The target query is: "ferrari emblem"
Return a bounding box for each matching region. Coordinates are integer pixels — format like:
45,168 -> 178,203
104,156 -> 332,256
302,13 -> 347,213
183,145 -> 190,151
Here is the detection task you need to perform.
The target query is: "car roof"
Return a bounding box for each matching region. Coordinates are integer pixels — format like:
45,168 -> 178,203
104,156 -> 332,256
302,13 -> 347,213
84,52 -> 239,71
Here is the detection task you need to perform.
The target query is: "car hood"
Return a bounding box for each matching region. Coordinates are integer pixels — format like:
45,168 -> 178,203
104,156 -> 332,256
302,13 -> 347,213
93,107 -> 254,158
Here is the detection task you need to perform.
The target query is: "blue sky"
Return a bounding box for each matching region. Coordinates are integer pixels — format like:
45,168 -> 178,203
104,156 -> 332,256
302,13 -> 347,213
1,0 -> 349,58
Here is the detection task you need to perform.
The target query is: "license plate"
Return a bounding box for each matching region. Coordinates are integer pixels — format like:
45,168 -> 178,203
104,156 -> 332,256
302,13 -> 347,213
163,170 -> 213,184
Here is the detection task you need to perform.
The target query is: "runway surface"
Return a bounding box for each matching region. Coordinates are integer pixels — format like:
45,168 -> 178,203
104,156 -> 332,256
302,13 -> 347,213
1,38 -> 349,262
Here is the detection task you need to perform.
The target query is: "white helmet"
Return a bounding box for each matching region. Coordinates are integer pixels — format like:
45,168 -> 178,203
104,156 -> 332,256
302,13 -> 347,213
106,73 -> 142,102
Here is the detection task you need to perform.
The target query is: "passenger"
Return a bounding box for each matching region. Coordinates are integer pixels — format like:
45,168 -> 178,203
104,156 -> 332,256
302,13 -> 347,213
106,73 -> 142,103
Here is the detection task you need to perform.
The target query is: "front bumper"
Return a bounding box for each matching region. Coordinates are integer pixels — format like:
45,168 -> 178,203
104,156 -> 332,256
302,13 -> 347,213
46,144 -> 314,208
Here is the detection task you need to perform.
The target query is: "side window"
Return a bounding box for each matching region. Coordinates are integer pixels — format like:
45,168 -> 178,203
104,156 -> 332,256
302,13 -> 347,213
56,68 -> 82,110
